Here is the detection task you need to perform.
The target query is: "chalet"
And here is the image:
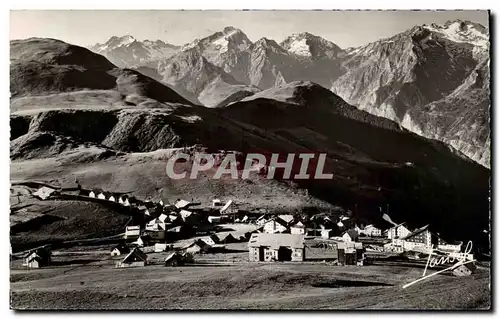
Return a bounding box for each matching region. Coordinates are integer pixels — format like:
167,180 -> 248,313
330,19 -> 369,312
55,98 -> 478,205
154,243 -> 172,253
438,240 -> 463,253
116,247 -> 147,268
108,194 -> 117,202
361,224 -> 382,237
290,220 -> 306,235
306,222 -> 329,237
144,227 -> 166,240
179,210 -> 193,222
132,236 -> 149,247
125,225 -> 141,239
337,241 -> 364,266
164,252 -> 194,266
174,199 -> 197,209
383,223 -> 411,239
23,248 -> 51,268
337,221 -> 345,229
248,233 -> 305,262
278,214 -> 294,224
182,241 -> 207,254
256,215 -> 270,227
215,232 -> 238,244
158,214 -> 169,223
110,243 -> 130,256
118,195 -> 130,206
342,229 -> 359,242
33,186 -> 56,200
263,217 -> 289,234
164,252 -> 182,266
89,189 -> 103,198
97,191 -> 107,200
199,236 -> 217,246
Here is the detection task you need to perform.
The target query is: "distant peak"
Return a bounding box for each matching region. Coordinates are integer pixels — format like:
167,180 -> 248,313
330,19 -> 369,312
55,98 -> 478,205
223,26 -> 238,33
255,37 -> 279,46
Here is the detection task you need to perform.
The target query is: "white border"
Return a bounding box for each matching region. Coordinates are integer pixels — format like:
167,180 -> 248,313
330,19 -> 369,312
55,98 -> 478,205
2,1 -> 497,318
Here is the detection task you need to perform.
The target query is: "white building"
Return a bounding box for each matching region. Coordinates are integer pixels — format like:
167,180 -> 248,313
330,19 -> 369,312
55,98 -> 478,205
290,221 -> 306,235
263,217 -> 289,234
125,225 -> 141,239
384,223 -> 411,239
361,224 -> 382,237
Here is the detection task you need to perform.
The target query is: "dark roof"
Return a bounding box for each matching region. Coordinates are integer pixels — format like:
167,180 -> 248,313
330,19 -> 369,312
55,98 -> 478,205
383,222 -> 407,233
402,225 -> 429,240
343,229 -> 359,240
112,244 -> 130,253
122,247 -> 147,263
266,216 -> 289,227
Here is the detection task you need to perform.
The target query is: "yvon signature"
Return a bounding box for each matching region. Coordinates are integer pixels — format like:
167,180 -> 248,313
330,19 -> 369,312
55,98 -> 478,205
403,241 -> 475,289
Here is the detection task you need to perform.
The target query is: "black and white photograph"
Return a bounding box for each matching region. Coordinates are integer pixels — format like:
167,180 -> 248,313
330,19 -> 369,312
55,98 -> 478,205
8,9 -> 491,310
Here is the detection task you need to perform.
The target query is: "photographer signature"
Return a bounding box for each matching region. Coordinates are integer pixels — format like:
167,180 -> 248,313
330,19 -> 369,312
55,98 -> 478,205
403,241 -> 475,289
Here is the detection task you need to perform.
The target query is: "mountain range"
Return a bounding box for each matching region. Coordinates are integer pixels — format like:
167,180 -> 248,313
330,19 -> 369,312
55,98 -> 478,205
89,20 -> 490,168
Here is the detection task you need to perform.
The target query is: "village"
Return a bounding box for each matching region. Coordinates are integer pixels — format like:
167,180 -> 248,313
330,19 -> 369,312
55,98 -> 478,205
11,182 -> 475,279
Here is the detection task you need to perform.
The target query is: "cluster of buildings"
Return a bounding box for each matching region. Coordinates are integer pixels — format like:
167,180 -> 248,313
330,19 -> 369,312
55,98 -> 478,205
20,182 -> 469,270
244,213 -> 466,265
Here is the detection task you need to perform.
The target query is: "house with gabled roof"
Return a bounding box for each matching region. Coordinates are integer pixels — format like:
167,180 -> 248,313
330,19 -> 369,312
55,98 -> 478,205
23,247 -> 51,268
125,225 -> 141,240
383,222 -> 411,239
248,233 -> 305,262
110,243 -> 130,256
95,190 -> 107,200
342,229 -> 359,242
290,220 -> 306,235
89,189 -> 103,198
361,224 -> 382,237
256,214 -> 270,227
116,247 -> 147,268
118,195 -> 130,206
263,217 -> 289,234
278,214 -> 294,224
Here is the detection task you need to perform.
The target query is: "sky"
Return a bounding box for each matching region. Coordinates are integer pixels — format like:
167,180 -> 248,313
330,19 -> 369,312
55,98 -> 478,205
10,10 -> 489,49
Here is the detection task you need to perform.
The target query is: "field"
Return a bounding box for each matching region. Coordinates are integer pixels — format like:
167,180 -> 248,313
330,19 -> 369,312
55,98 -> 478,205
10,242 -> 491,310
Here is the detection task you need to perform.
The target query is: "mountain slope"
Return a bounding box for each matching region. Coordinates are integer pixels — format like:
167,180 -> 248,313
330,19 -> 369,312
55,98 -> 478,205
10,38 -> 192,106
331,20 -> 490,167
157,49 -> 260,107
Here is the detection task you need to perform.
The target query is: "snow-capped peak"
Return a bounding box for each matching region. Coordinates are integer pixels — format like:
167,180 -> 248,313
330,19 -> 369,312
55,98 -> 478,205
180,27 -> 252,53
423,20 -> 489,49
281,32 -> 343,59
93,35 -> 137,53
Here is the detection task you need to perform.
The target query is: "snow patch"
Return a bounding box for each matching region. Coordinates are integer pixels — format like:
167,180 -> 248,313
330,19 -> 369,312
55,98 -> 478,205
287,38 -> 312,57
